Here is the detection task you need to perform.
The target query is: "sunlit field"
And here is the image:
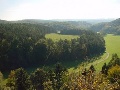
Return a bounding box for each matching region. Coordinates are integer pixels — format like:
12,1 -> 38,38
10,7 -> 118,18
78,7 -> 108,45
83,34 -> 120,72
45,34 -> 120,72
45,33 -> 79,41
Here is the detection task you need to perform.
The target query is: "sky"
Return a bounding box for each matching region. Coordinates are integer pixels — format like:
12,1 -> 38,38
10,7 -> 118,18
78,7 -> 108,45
0,0 -> 120,21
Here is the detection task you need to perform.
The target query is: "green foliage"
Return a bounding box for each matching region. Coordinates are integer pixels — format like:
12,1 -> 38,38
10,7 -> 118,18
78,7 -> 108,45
6,70 -> 15,88
0,71 -> 3,89
89,65 -> 96,73
1,62 -> 120,90
30,68 -> 47,90
89,18 -> 120,35
0,23 -> 105,72
14,68 -> 30,90
84,34 -> 120,72
101,63 -> 108,75
108,53 -> 120,68
108,65 -> 120,84
1,20 -> 120,89
54,63 -> 67,90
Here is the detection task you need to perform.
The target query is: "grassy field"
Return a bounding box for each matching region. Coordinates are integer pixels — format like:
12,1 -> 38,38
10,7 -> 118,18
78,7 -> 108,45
45,33 -> 120,72
105,34 -> 120,56
2,33 -> 120,84
81,34 -> 120,72
45,33 -> 79,41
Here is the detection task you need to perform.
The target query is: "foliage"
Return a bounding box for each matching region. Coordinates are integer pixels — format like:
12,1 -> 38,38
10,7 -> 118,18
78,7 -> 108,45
108,65 -> 120,84
89,65 -> 96,73
108,53 -> 120,68
0,23 -> 105,71
101,63 -> 108,75
0,60 -> 119,90
0,71 -> 3,89
30,68 -> 47,90
6,70 -> 15,88
89,18 -> 120,35
14,68 -> 30,90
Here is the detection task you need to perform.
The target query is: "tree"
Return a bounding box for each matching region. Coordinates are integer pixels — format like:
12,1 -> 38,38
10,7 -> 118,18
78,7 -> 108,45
108,53 -> 120,68
30,68 -> 47,90
108,65 -> 120,84
6,70 -> 15,88
101,63 -> 108,75
54,63 -> 67,90
89,65 -> 95,73
14,68 -> 30,90
0,71 -> 3,89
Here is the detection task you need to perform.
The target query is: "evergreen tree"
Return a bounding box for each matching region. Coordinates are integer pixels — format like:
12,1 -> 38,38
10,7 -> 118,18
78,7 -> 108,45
101,63 -> 108,75
15,68 -> 30,90
89,65 -> 96,73
30,68 -> 47,90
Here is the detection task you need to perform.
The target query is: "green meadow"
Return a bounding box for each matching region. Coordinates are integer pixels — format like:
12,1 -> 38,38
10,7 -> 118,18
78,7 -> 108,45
45,33 -> 79,41
46,33 -> 120,72
82,34 -> 120,72
105,34 -> 120,57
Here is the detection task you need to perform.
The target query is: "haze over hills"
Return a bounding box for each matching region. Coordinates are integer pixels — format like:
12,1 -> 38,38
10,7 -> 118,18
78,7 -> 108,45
0,18 -> 115,23
89,18 -> 120,35
0,18 -> 115,30
1,18 -> 120,35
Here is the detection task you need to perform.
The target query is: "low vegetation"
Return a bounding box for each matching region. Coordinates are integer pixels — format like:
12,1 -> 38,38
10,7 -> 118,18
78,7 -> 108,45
1,54 -> 120,90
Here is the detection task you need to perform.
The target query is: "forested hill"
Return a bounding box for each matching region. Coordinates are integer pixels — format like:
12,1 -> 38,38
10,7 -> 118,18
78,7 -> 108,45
0,23 -> 55,37
0,20 -> 9,23
0,19 -> 92,30
89,18 -> 120,35
0,23 -> 105,71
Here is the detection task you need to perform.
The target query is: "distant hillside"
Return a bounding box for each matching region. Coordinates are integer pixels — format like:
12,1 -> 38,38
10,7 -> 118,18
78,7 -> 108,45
0,19 -> 92,31
12,19 -> 55,23
110,18 -> 120,26
14,19 -> 92,29
83,19 -> 114,24
1,19 -> 119,34
89,18 -> 120,35
0,20 -> 9,23
52,19 -> 114,24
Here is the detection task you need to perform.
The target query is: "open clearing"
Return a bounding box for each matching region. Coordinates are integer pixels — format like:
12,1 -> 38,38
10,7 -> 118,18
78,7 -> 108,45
95,34 -> 120,71
45,33 -> 79,41
4,34 -> 120,77
80,34 -> 120,72
45,34 -> 120,72
68,34 -> 120,72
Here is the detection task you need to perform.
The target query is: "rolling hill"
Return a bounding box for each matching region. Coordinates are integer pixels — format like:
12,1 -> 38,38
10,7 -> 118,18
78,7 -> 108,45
89,18 -> 120,35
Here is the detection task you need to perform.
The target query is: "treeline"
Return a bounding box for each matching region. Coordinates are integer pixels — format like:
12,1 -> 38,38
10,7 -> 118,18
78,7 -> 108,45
1,56 -> 120,90
102,53 -> 120,76
89,18 -> 120,35
60,28 -> 86,35
0,23 -> 105,71
0,23 -> 54,71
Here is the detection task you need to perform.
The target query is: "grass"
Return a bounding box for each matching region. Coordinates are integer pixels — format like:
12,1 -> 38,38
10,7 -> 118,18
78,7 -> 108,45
45,33 -> 120,72
104,34 -> 120,56
3,34 -> 119,77
82,34 -> 120,72
45,33 -> 79,41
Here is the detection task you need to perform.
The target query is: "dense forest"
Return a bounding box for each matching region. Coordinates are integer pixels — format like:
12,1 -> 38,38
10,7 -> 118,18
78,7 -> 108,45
0,23 -> 105,71
1,18 -> 120,89
0,54 -> 120,90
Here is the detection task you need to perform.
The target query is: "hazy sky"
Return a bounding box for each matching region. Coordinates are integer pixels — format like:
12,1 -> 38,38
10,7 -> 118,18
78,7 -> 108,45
0,0 -> 120,21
